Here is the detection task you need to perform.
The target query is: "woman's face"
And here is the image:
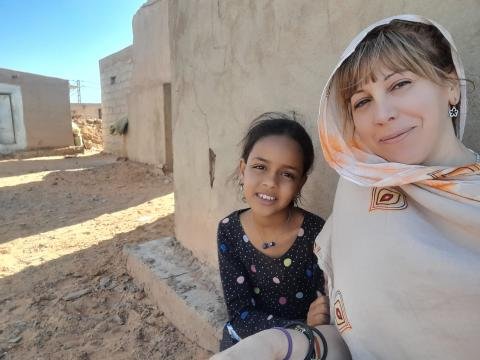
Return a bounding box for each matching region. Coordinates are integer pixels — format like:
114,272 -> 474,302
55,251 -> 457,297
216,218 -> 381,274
349,67 -> 459,165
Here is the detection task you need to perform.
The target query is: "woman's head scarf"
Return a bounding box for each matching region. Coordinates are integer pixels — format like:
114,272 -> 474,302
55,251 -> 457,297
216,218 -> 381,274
318,14 -> 469,187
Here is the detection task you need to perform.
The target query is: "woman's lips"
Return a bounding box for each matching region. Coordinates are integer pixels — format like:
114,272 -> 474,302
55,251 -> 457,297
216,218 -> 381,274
379,127 -> 416,144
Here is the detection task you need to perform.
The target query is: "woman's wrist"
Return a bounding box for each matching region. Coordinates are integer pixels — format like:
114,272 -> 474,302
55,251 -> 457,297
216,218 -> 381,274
261,328 -> 309,360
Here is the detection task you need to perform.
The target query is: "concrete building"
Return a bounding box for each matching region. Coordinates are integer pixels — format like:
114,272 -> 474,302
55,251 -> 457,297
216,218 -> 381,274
99,46 -> 133,156
0,68 -> 72,154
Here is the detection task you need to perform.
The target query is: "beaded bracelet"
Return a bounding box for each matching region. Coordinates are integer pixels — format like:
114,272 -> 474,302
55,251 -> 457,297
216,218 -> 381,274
272,327 -> 292,360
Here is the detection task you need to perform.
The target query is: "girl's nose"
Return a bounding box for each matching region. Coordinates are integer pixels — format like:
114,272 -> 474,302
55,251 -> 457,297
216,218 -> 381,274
262,172 -> 277,187
373,98 -> 396,125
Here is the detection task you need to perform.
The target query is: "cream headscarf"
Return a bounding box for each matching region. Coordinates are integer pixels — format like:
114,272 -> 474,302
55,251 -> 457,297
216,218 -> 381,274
315,15 -> 480,360
318,14 -> 475,189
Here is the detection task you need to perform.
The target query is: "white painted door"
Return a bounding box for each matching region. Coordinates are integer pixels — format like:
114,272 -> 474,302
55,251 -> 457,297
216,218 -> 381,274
0,94 -> 15,144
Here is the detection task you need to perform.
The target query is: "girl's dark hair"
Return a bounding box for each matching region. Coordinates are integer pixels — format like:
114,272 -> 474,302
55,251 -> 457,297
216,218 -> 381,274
240,112 -> 315,176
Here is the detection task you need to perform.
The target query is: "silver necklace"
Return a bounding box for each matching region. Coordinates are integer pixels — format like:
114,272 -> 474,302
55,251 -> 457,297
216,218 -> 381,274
259,208 -> 292,249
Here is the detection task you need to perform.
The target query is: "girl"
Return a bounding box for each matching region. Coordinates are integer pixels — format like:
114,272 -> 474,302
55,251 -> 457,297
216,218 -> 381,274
217,112 -> 330,350
212,15 -> 480,359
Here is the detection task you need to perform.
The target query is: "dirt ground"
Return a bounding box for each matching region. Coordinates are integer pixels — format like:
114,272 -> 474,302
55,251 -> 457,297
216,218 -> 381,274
0,151 -> 212,359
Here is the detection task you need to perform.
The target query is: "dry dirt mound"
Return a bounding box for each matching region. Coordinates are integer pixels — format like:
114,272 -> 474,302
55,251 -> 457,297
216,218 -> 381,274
72,117 -> 103,150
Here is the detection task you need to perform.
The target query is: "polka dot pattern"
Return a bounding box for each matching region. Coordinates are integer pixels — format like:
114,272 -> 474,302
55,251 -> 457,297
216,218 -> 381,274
219,243 -> 228,253
217,208 -> 325,351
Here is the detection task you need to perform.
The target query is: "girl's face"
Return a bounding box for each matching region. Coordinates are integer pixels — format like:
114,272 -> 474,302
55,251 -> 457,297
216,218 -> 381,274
349,67 -> 459,165
239,135 -> 306,218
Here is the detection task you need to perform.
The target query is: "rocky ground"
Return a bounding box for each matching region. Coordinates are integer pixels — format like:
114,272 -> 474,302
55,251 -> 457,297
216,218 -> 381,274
72,116 -> 103,150
0,151 -> 212,360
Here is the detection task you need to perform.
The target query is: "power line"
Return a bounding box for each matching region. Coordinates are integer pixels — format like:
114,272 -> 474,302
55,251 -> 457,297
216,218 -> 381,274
69,80 -> 82,103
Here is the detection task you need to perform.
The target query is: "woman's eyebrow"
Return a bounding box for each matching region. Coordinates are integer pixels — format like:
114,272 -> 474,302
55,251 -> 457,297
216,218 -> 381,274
384,71 -> 402,81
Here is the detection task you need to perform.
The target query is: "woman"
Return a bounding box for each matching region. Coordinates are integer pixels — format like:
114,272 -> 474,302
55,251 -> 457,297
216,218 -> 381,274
211,14 -> 480,359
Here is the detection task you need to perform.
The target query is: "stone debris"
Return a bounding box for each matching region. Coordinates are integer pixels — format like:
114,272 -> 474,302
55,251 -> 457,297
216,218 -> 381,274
99,276 -> 112,289
63,288 -> 92,301
8,336 -> 22,344
112,314 -> 125,326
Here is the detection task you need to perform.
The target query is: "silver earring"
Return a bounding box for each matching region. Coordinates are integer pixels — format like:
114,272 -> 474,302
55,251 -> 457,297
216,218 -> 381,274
448,105 -> 459,118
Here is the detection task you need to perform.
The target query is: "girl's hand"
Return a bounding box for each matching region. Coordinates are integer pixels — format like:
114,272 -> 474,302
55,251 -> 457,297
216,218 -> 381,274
307,295 -> 330,326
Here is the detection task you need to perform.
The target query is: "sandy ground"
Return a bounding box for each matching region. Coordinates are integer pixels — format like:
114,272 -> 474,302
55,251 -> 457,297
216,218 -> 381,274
0,151 -> 212,359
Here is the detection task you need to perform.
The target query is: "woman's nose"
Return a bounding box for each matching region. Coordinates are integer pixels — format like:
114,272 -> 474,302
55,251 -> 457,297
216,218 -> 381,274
373,98 -> 396,125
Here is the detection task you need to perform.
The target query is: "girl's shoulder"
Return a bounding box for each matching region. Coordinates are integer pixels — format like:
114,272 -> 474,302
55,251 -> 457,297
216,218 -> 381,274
296,207 -> 326,229
218,208 -> 248,225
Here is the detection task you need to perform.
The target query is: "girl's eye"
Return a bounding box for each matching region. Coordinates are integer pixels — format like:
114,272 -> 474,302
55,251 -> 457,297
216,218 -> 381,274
353,98 -> 370,110
282,172 -> 295,180
392,80 -> 411,90
251,164 -> 265,170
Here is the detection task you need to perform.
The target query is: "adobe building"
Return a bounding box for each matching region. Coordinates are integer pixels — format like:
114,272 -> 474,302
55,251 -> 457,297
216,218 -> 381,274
116,0 -> 480,352
169,0 -> 480,266
104,0 -> 480,267
99,0 -> 173,169
0,68 -> 72,154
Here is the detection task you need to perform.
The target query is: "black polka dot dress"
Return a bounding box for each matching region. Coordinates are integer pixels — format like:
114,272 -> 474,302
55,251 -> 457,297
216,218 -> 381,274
217,208 -> 325,350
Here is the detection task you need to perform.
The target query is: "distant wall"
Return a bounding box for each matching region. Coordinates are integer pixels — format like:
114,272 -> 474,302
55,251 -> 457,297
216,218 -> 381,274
127,0 -> 173,169
0,68 -> 72,153
99,46 -> 133,156
71,103 -> 102,120
169,0 -> 480,266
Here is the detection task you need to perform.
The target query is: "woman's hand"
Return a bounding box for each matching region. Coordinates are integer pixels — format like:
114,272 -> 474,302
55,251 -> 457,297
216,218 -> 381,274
307,295 -> 330,326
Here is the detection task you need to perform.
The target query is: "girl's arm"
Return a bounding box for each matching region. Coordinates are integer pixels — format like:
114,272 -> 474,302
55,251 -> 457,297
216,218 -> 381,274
217,224 -> 291,340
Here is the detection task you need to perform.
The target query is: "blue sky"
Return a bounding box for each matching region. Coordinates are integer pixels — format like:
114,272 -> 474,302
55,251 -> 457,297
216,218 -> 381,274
0,0 -> 145,103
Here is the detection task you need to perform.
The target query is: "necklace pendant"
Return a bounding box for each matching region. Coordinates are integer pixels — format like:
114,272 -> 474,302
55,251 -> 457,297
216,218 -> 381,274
262,241 -> 276,249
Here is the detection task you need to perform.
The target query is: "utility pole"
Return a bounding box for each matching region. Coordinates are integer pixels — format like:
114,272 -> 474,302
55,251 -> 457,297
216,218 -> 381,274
76,80 -> 81,103
69,80 -> 82,103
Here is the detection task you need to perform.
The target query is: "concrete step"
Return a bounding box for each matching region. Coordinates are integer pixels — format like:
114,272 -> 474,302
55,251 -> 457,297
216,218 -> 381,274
123,237 -> 227,353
